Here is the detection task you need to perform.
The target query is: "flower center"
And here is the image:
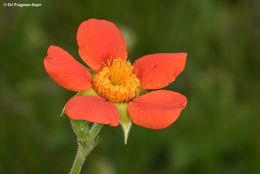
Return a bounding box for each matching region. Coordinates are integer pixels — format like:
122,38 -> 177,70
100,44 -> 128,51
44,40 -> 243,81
93,58 -> 140,103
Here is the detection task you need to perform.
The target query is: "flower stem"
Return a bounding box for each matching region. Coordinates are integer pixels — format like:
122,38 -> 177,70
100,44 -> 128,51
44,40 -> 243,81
69,123 -> 104,174
69,144 -> 89,174
89,122 -> 103,137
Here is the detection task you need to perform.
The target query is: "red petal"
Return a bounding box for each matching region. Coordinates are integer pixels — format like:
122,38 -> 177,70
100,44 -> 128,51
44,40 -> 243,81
65,96 -> 120,126
44,46 -> 92,91
128,90 -> 187,129
133,53 -> 187,89
77,19 -> 128,72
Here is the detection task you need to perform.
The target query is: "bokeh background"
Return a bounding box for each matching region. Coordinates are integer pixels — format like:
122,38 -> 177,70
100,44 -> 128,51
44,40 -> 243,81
1,0 -> 260,173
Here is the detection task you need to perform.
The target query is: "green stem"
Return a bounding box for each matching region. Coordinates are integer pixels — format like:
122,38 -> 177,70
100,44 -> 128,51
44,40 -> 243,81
89,122 -> 103,137
69,144 -> 90,174
69,123 -> 104,174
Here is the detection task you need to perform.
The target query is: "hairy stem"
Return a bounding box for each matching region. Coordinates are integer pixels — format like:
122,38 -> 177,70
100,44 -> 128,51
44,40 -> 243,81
69,123 -> 104,174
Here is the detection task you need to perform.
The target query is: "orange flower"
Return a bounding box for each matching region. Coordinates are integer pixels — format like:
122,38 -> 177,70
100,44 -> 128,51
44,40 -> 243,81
44,19 -> 187,131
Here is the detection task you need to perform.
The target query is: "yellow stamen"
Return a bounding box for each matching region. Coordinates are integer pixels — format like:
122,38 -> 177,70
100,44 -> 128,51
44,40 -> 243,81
93,58 -> 140,103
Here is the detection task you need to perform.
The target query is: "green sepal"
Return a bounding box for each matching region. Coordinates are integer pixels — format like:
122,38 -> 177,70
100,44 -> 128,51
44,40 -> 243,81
60,105 -> 65,117
78,88 -> 98,97
70,119 -> 90,143
115,103 -> 132,144
60,92 -> 80,117
137,88 -> 148,97
85,66 -> 96,76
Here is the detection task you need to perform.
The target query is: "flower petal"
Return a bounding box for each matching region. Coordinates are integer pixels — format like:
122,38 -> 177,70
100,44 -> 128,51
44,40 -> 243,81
77,19 -> 128,72
65,96 -> 120,126
44,45 -> 92,91
128,90 -> 187,129
133,53 -> 187,89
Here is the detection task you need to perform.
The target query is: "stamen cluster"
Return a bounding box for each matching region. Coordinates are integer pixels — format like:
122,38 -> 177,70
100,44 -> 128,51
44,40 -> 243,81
93,58 -> 140,103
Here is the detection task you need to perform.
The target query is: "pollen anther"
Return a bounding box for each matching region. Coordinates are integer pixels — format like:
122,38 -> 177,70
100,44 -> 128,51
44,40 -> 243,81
93,58 -> 140,103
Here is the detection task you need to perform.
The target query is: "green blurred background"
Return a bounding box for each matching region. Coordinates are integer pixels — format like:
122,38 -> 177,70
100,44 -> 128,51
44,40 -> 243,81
1,0 -> 260,173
